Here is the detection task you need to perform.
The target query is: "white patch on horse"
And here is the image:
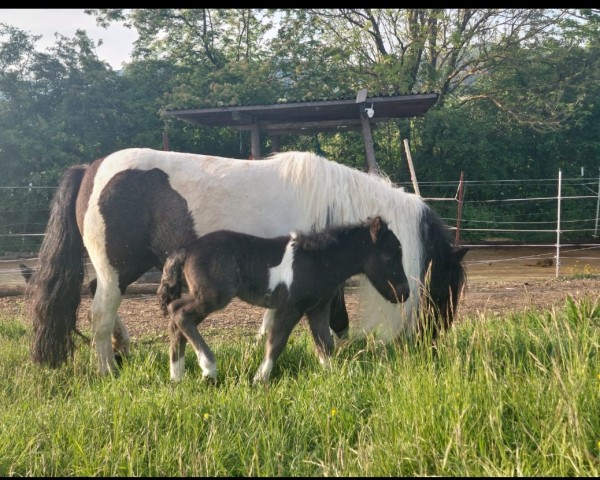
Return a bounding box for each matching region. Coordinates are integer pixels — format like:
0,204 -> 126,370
268,234 -> 297,292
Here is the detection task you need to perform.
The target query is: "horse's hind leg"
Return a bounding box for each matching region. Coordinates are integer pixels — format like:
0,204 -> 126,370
306,302 -> 335,367
168,318 -> 188,381
170,297 -> 217,381
253,307 -> 302,384
85,277 -> 130,362
90,271 -> 122,375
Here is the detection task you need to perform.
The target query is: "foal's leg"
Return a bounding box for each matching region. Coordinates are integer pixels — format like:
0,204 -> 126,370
329,286 -> 350,341
111,314 -> 130,358
170,297 -> 217,381
257,308 -> 276,340
168,318 -> 188,381
306,302 -> 335,367
253,307 -> 303,384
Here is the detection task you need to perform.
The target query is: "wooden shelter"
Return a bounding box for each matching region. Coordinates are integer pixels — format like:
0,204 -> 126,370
160,89 -> 438,172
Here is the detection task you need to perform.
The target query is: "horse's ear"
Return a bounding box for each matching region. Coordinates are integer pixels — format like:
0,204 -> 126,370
453,246 -> 469,262
369,215 -> 387,242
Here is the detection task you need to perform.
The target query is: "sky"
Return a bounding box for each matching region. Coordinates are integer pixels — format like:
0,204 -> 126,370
0,9 -> 137,70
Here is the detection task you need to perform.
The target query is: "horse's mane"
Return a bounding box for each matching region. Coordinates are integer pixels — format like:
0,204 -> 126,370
266,150 -> 428,340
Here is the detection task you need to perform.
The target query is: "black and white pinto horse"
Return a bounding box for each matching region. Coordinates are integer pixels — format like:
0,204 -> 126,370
29,148 -> 467,374
158,216 -> 409,383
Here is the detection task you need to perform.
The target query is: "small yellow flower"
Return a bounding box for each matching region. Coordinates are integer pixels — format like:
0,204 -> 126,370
330,408 -> 337,417
203,413 -> 210,421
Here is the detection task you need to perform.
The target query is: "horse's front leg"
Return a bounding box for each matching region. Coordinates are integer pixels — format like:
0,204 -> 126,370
253,307 -> 303,384
329,286 -> 349,341
170,297 -> 217,381
306,301 -> 335,367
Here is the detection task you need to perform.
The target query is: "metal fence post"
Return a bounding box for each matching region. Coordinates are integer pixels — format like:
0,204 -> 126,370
594,166 -> 600,238
555,169 -> 562,278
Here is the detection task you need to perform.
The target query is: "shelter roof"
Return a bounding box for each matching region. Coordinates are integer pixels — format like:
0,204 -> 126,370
160,92 -> 438,135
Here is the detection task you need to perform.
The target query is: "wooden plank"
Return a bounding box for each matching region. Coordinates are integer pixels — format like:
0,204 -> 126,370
403,139 -> 421,196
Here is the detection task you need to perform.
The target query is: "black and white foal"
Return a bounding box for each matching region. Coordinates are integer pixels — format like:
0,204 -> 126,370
158,216 -> 409,383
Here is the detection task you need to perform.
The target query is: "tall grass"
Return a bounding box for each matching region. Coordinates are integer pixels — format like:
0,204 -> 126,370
0,295 -> 598,476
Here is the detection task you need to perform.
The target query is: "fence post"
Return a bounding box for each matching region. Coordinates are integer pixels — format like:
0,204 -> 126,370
594,166 -> 600,238
455,171 -> 465,245
555,169 -> 562,278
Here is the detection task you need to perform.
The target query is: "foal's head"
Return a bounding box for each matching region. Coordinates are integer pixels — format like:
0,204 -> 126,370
363,216 -> 410,303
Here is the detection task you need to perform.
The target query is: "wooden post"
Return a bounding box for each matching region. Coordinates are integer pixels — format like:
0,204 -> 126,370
250,124 -> 261,159
403,139 -> 420,196
356,89 -> 380,174
162,131 -> 170,151
455,171 -> 465,245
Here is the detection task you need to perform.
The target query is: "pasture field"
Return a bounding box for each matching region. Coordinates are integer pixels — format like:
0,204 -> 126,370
0,295 -> 598,476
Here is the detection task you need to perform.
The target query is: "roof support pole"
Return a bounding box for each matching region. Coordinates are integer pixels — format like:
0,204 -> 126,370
250,124 -> 261,159
270,135 -> 280,154
356,89 -> 380,174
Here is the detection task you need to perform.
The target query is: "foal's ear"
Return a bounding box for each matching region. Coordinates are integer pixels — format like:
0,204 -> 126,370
369,215 -> 387,242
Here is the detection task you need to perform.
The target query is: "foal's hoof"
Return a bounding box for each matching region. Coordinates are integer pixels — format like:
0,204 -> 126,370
252,374 -> 270,385
333,327 -> 349,341
114,354 -> 124,368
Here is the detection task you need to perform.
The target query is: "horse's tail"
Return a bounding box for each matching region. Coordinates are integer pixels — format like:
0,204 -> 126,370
157,249 -> 187,316
29,165 -> 88,368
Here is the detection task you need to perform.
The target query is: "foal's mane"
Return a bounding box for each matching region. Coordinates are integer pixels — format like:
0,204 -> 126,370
293,220 -> 369,252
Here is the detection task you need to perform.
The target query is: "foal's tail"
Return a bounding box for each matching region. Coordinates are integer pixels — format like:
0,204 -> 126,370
29,165 -> 88,368
157,249 -> 187,317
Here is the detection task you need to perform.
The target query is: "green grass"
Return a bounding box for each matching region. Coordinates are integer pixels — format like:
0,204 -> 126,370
0,295 -> 598,476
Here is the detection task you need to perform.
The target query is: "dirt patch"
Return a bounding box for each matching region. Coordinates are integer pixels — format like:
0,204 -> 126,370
1,246 -> 599,342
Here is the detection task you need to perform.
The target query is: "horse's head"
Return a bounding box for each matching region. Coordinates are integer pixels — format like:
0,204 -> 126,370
364,216 -> 410,303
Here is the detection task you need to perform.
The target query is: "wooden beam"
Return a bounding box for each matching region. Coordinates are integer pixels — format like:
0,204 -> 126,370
232,111 -> 253,123
231,119 -> 364,132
